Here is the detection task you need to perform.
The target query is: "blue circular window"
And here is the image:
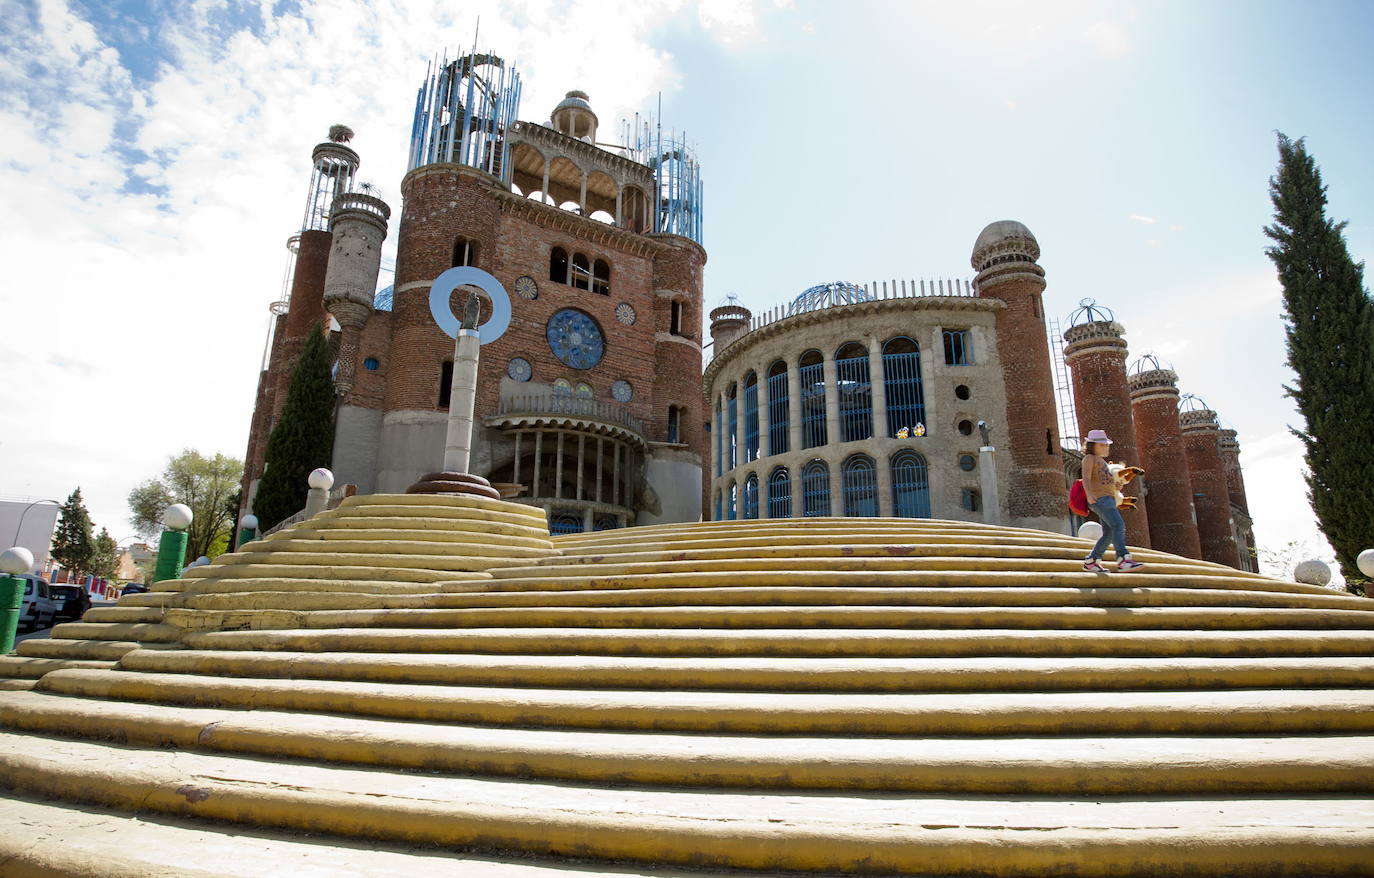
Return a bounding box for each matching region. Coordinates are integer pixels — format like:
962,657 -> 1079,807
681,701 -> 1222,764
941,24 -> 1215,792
546,308 -> 605,370
364,357 -> 380,371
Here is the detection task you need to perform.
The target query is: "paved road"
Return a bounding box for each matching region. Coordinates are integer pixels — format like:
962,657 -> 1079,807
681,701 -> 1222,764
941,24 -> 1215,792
15,600 -> 117,643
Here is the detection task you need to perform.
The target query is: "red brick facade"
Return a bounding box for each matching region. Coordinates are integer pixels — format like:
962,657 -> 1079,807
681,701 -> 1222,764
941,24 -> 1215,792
1128,369 -> 1202,559
1181,409 -> 1242,568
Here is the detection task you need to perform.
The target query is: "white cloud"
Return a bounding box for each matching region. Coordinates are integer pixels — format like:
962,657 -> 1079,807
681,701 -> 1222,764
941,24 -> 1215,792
1129,214 -> 1156,224
1082,19 -> 1131,57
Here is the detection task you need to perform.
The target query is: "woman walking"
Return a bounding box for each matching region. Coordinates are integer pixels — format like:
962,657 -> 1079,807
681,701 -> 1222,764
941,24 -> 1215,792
1081,429 -> 1144,573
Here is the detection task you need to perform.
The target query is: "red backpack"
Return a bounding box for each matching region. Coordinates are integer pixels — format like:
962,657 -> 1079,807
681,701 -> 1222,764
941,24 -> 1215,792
1068,479 -> 1090,517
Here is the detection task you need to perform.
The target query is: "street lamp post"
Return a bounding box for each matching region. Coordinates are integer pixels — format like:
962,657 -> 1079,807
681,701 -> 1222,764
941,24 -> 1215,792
152,504 -> 193,584
9,498 -> 60,551
0,546 -> 34,654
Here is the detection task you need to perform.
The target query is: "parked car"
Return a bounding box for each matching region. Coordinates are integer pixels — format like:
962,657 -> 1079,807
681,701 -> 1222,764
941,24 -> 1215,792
47,583 -> 91,623
17,576 -> 59,631
120,583 -> 149,596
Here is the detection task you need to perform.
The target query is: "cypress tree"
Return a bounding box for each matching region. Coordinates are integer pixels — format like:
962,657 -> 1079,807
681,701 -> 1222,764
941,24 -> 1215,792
1264,133 -> 1374,587
51,487 -> 94,575
252,324 -> 336,531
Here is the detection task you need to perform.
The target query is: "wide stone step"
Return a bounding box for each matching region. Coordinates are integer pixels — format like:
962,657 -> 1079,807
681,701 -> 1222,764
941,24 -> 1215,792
274,526 -> 554,548
297,513 -> 553,537
250,538 -> 556,558
116,649 -> 1374,693
468,568 -> 1320,595
178,626 -> 1374,658
161,604 -> 1374,633
172,564 -> 482,585
0,657 -> 118,679
49,622 -> 181,643
173,576 -> 489,596
2,690 -> 1371,794
200,549 -> 552,573
17,639 -> 143,661
168,584 -> 1364,614
84,606 -> 166,623
116,591 -> 183,607
39,669 -> 1374,736
339,492 -> 549,520
3,733 -> 1368,876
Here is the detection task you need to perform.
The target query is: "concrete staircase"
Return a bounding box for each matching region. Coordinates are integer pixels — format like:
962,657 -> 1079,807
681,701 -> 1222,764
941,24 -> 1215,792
0,493 -> 1371,876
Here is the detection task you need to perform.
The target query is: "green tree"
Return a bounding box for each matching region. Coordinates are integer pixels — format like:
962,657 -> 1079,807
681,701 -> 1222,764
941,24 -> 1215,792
127,449 -> 244,562
1265,133 -> 1374,588
252,323 -> 336,531
51,488 -> 94,575
89,527 -> 118,580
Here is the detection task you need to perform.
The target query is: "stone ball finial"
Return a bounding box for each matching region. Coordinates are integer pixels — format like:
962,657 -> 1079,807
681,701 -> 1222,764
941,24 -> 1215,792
0,546 -> 34,575
1357,549 -> 1374,579
308,468 -> 335,490
240,514 -> 258,530
163,504 -> 193,531
971,220 -> 1040,272
1293,559 -> 1332,586
1077,521 -> 1104,543
328,124 -> 355,143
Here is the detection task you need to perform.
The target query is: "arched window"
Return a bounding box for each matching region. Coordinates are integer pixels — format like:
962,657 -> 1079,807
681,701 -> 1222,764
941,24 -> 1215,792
841,454 -> 878,517
574,382 -> 594,399
766,360 -> 789,456
438,360 -> 453,408
550,511 -> 582,535
452,237 -> 477,267
883,336 -> 926,437
594,514 -> 620,530
591,259 -> 610,295
667,405 -> 681,444
714,398 -> 723,477
549,247 -> 568,284
727,480 -> 738,521
767,466 -> 791,518
743,372 -> 759,463
743,473 -> 759,519
891,450 -> 932,519
571,252 -> 591,290
726,383 -> 738,471
798,350 -> 827,448
801,460 -> 830,517
834,341 -> 872,442
552,378 -> 573,397
943,329 -> 974,365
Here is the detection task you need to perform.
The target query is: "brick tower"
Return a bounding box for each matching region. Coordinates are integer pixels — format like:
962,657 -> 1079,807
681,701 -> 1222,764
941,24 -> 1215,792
241,126 -> 361,511
1127,355 -> 1202,558
1179,398 -> 1242,568
1218,428 -> 1257,569
323,191 -> 391,397
1062,301 -> 1150,547
973,221 -> 1067,533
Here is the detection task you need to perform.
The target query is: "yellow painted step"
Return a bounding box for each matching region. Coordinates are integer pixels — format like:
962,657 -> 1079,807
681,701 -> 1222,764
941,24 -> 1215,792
49,622 -> 180,643
174,577 -> 491,596
39,669 -> 1374,736
1,690 -> 1371,794
172,564 -> 482,585
17,639 -> 143,661
1,733 -> 1370,876
83,606 -> 166,624
247,538 -> 555,558
162,604 -> 1374,633
298,513 -> 552,537
199,548 -> 552,573
0,657 -> 118,679
179,626 -> 1374,658
116,649 -> 1374,693
273,526 -> 554,549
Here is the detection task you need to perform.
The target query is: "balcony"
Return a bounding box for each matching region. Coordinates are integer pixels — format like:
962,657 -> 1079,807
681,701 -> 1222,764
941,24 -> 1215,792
487,392 -> 645,447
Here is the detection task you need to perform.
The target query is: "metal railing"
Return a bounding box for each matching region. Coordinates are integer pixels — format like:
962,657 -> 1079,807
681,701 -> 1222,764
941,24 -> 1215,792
496,393 -> 644,434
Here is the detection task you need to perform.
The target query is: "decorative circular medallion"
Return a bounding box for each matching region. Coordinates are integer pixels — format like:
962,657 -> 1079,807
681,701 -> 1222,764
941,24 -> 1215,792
615,302 -> 636,325
507,357 -> 532,381
546,308 -> 605,370
611,379 -> 633,403
514,275 -> 538,300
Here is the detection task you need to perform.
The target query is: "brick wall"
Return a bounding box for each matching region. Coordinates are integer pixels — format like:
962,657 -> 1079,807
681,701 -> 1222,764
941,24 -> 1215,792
1129,370 -> 1202,559
1181,410 -> 1242,568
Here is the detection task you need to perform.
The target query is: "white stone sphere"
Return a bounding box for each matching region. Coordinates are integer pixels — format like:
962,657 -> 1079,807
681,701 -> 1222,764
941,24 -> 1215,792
1293,559 -> 1331,586
194,556 -> 210,567
163,503 -> 193,530
0,546 -> 34,575
1357,549 -> 1374,579
308,468 -> 335,490
240,514 -> 259,530
1077,521 -> 1104,543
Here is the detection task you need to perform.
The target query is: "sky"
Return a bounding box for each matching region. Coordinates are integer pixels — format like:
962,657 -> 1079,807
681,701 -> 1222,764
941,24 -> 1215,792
1,0 -> 1371,578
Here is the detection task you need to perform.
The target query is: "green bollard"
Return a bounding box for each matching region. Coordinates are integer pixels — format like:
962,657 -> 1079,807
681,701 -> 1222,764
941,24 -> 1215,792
0,546 -> 34,655
153,529 -> 189,583
237,514 -> 259,549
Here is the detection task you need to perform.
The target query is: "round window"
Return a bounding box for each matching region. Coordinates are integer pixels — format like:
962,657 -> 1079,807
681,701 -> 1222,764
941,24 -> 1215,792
507,357 -> 532,382
546,308 -> 605,370
959,454 -> 976,471
612,379 -> 633,402
955,384 -> 970,400
363,357 -> 380,371
958,419 -> 974,436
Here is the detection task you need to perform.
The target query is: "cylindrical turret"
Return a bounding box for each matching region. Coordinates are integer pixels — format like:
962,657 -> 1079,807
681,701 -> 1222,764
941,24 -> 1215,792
1128,356 -> 1202,559
709,300 -> 752,354
1217,428 -> 1249,514
323,191 -> 391,395
1063,301 -> 1149,547
972,220 -> 1067,531
551,90 -> 598,141
1179,399 -> 1242,568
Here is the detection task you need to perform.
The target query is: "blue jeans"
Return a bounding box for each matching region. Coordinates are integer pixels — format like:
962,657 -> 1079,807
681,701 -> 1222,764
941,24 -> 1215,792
1089,496 -> 1128,560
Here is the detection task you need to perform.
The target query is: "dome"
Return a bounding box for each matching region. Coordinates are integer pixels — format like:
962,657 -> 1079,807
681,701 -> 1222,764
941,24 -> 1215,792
970,219 -> 1040,271
551,90 -> 598,140
788,280 -> 872,315
554,90 -> 593,114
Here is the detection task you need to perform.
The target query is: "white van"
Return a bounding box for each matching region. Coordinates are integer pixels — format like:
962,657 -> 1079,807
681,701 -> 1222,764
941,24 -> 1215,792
17,576 -> 59,632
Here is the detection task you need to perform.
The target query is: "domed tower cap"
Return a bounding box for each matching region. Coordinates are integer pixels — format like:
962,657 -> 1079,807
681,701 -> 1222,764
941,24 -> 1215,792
552,90 -> 598,140
971,220 -> 1040,271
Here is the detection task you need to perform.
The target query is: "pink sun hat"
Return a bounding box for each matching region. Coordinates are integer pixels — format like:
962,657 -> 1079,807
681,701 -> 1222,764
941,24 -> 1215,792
1085,429 -> 1113,444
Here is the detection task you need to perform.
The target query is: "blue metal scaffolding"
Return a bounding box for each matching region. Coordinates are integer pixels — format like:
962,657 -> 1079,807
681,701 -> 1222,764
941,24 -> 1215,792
409,52 -> 522,178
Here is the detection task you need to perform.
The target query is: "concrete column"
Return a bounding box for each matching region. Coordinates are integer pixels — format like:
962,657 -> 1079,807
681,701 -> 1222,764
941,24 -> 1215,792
441,329 -> 481,473
513,432 -> 523,485
979,445 -> 1002,525
790,464 -> 802,519
576,434 -> 586,501
821,353 -> 841,447
614,187 -> 622,227
595,437 -> 603,503
583,507 -> 594,532
828,458 -> 842,517
867,337 -> 888,439
877,453 -> 894,517
579,172 -> 588,214
541,163 -> 550,204
735,378 -> 748,471
786,364 -> 803,453
555,432 -> 565,499
533,432 -> 543,498
712,393 -> 723,480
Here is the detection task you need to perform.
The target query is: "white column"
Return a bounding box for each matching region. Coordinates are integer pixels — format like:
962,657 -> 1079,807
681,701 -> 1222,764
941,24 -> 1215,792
576,434 -> 585,501
735,380 -> 747,472
579,172 -> 588,214
442,329 -> 481,473
615,186 -> 623,227
867,337 -> 887,439
541,163 -> 550,204
822,352 -> 841,447
555,432 -> 565,499
786,363 -> 803,453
